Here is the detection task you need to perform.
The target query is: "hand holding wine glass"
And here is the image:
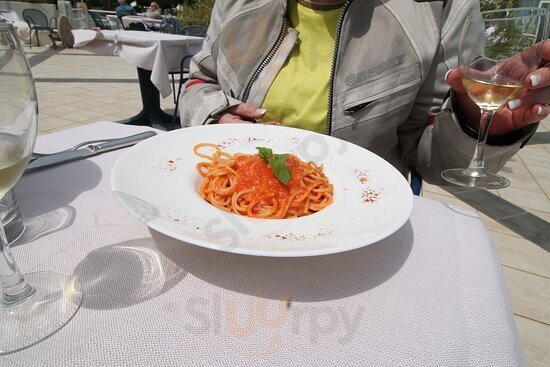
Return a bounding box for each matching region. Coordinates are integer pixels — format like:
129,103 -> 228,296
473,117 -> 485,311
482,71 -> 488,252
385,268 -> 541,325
0,23 -> 83,355
447,41 -> 550,136
442,8 -> 548,189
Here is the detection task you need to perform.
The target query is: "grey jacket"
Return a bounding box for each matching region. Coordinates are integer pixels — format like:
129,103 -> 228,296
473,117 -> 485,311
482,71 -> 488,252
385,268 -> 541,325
179,0 -> 534,184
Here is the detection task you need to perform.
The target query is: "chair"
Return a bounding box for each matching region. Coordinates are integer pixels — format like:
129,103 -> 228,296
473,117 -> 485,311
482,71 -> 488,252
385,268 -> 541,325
171,54 -> 194,125
159,17 -> 180,34
106,14 -> 123,30
178,25 -> 207,37
22,8 -> 61,49
169,25 -> 207,104
89,11 -> 109,30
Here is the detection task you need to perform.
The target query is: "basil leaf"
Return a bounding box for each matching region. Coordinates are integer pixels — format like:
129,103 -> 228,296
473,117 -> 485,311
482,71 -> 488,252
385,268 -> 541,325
256,148 -> 291,185
274,165 -> 291,185
256,147 -> 272,159
271,154 -> 289,165
268,154 -> 291,185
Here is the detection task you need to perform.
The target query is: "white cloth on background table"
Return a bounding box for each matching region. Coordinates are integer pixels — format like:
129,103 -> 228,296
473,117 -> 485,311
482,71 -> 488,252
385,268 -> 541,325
1,122 -> 526,366
0,10 -> 27,37
71,29 -> 203,98
0,9 -> 19,22
0,10 -> 50,46
121,15 -> 163,30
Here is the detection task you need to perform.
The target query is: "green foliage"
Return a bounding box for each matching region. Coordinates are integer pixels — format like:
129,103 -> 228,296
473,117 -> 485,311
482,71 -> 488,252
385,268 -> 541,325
485,22 -> 536,59
480,0 -> 520,11
175,0 -> 214,27
480,3 -> 542,59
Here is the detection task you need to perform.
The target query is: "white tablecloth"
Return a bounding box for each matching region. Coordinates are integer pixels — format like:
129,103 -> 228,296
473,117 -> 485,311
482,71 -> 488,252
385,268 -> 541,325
120,15 -> 163,30
72,29 -> 203,98
1,122 -> 526,366
0,10 -> 50,46
0,10 -> 18,22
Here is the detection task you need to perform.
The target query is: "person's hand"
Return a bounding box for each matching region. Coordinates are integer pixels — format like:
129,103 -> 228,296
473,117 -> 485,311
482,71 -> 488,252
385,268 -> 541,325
218,103 -> 278,125
446,40 -> 550,137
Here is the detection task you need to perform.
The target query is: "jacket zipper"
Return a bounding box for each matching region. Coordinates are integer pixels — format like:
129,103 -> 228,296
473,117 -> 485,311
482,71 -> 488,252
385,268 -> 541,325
326,0 -> 352,134
242,18 -> 289,103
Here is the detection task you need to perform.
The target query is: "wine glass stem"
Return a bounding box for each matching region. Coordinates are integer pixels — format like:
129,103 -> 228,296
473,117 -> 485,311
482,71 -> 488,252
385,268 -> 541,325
466,109 -> 494,177
0,220 -> 35,306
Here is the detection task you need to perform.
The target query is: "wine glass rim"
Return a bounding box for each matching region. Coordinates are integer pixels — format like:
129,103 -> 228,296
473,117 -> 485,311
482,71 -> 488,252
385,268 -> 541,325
480,7 -> 547,21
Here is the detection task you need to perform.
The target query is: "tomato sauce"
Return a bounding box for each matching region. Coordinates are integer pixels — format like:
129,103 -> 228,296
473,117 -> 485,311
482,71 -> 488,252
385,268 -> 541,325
233,155 -> 306,213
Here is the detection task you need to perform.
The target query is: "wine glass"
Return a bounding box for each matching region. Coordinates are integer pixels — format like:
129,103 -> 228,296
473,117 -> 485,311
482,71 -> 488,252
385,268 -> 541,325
0,23 -> 83,355
441,8 -> 548,189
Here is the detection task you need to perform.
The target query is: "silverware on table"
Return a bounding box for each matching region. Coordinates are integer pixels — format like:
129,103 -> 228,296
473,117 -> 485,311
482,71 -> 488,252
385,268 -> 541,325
26,131 -> 157,172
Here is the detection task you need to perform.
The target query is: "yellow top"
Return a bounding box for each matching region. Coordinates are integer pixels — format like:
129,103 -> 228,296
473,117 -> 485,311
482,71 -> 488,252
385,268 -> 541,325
260,0 -> 341,134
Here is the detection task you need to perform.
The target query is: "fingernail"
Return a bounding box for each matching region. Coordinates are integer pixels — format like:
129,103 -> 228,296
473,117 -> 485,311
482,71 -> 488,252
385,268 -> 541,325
538,106 -> 545,115
530,74 -> 542,87
444,69 -> 452,83
256,108 -> 267,115
508,99 -> 522,110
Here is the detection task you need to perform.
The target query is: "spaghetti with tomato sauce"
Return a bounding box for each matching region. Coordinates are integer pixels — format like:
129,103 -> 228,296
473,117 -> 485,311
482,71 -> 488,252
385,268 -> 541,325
195,143 -> 333,219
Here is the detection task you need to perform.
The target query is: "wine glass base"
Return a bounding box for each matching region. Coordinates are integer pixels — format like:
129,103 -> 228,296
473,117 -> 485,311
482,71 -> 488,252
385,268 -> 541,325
0,271 -> 83,355
441,168 -> 510,189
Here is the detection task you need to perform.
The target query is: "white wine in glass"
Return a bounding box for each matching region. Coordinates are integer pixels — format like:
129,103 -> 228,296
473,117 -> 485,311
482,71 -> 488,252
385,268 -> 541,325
441,7 -> 548,189
460,74 -> 523,110
0,23 -> 83,355
0,135 -> 31,194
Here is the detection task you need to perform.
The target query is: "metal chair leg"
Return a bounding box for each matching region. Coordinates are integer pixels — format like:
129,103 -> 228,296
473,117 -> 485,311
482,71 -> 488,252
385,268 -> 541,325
48,33 -> 57,49
172,84 -> 182,126
171,74 -> 176,104
172,78 -> 187,126
410,169 -> 422,196
171,55 -> 193,126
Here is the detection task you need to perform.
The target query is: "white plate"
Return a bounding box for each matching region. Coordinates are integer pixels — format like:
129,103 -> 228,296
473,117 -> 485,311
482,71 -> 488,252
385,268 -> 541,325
110,124 -> 413,257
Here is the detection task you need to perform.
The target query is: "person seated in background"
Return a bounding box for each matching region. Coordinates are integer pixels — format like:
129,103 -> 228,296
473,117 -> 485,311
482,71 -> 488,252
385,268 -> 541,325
146,2 -> 162,19
116,0 -> 137,18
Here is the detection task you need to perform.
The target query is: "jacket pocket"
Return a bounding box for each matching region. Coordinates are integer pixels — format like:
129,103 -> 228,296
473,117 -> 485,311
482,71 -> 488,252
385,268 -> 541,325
340,63 -> 421,127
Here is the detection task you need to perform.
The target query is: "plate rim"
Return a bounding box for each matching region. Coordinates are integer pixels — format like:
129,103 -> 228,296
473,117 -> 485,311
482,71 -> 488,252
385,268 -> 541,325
110,124 -> 413,257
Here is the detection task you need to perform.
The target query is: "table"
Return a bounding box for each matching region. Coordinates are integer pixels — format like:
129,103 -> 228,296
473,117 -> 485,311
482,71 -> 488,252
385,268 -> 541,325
0,10 -> 18,22
1,122 -> 526,366
0,9 -> 48,46
72,30 -> 203,129
121,15 -> 163,31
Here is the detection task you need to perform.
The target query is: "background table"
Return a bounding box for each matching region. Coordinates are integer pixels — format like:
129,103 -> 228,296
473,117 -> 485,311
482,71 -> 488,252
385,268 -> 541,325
121,15 -> 163,31
0,9 -> 18,22
1,122 -> 526,366
72,30 -> 203,129
0,9 -> 50,46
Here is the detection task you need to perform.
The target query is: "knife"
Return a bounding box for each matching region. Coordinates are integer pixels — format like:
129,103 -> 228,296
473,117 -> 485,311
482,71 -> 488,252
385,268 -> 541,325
26,131 -> 157,172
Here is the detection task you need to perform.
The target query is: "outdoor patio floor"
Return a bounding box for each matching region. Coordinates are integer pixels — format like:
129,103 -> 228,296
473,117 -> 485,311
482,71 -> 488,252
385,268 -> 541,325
25,45 -> 550,366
